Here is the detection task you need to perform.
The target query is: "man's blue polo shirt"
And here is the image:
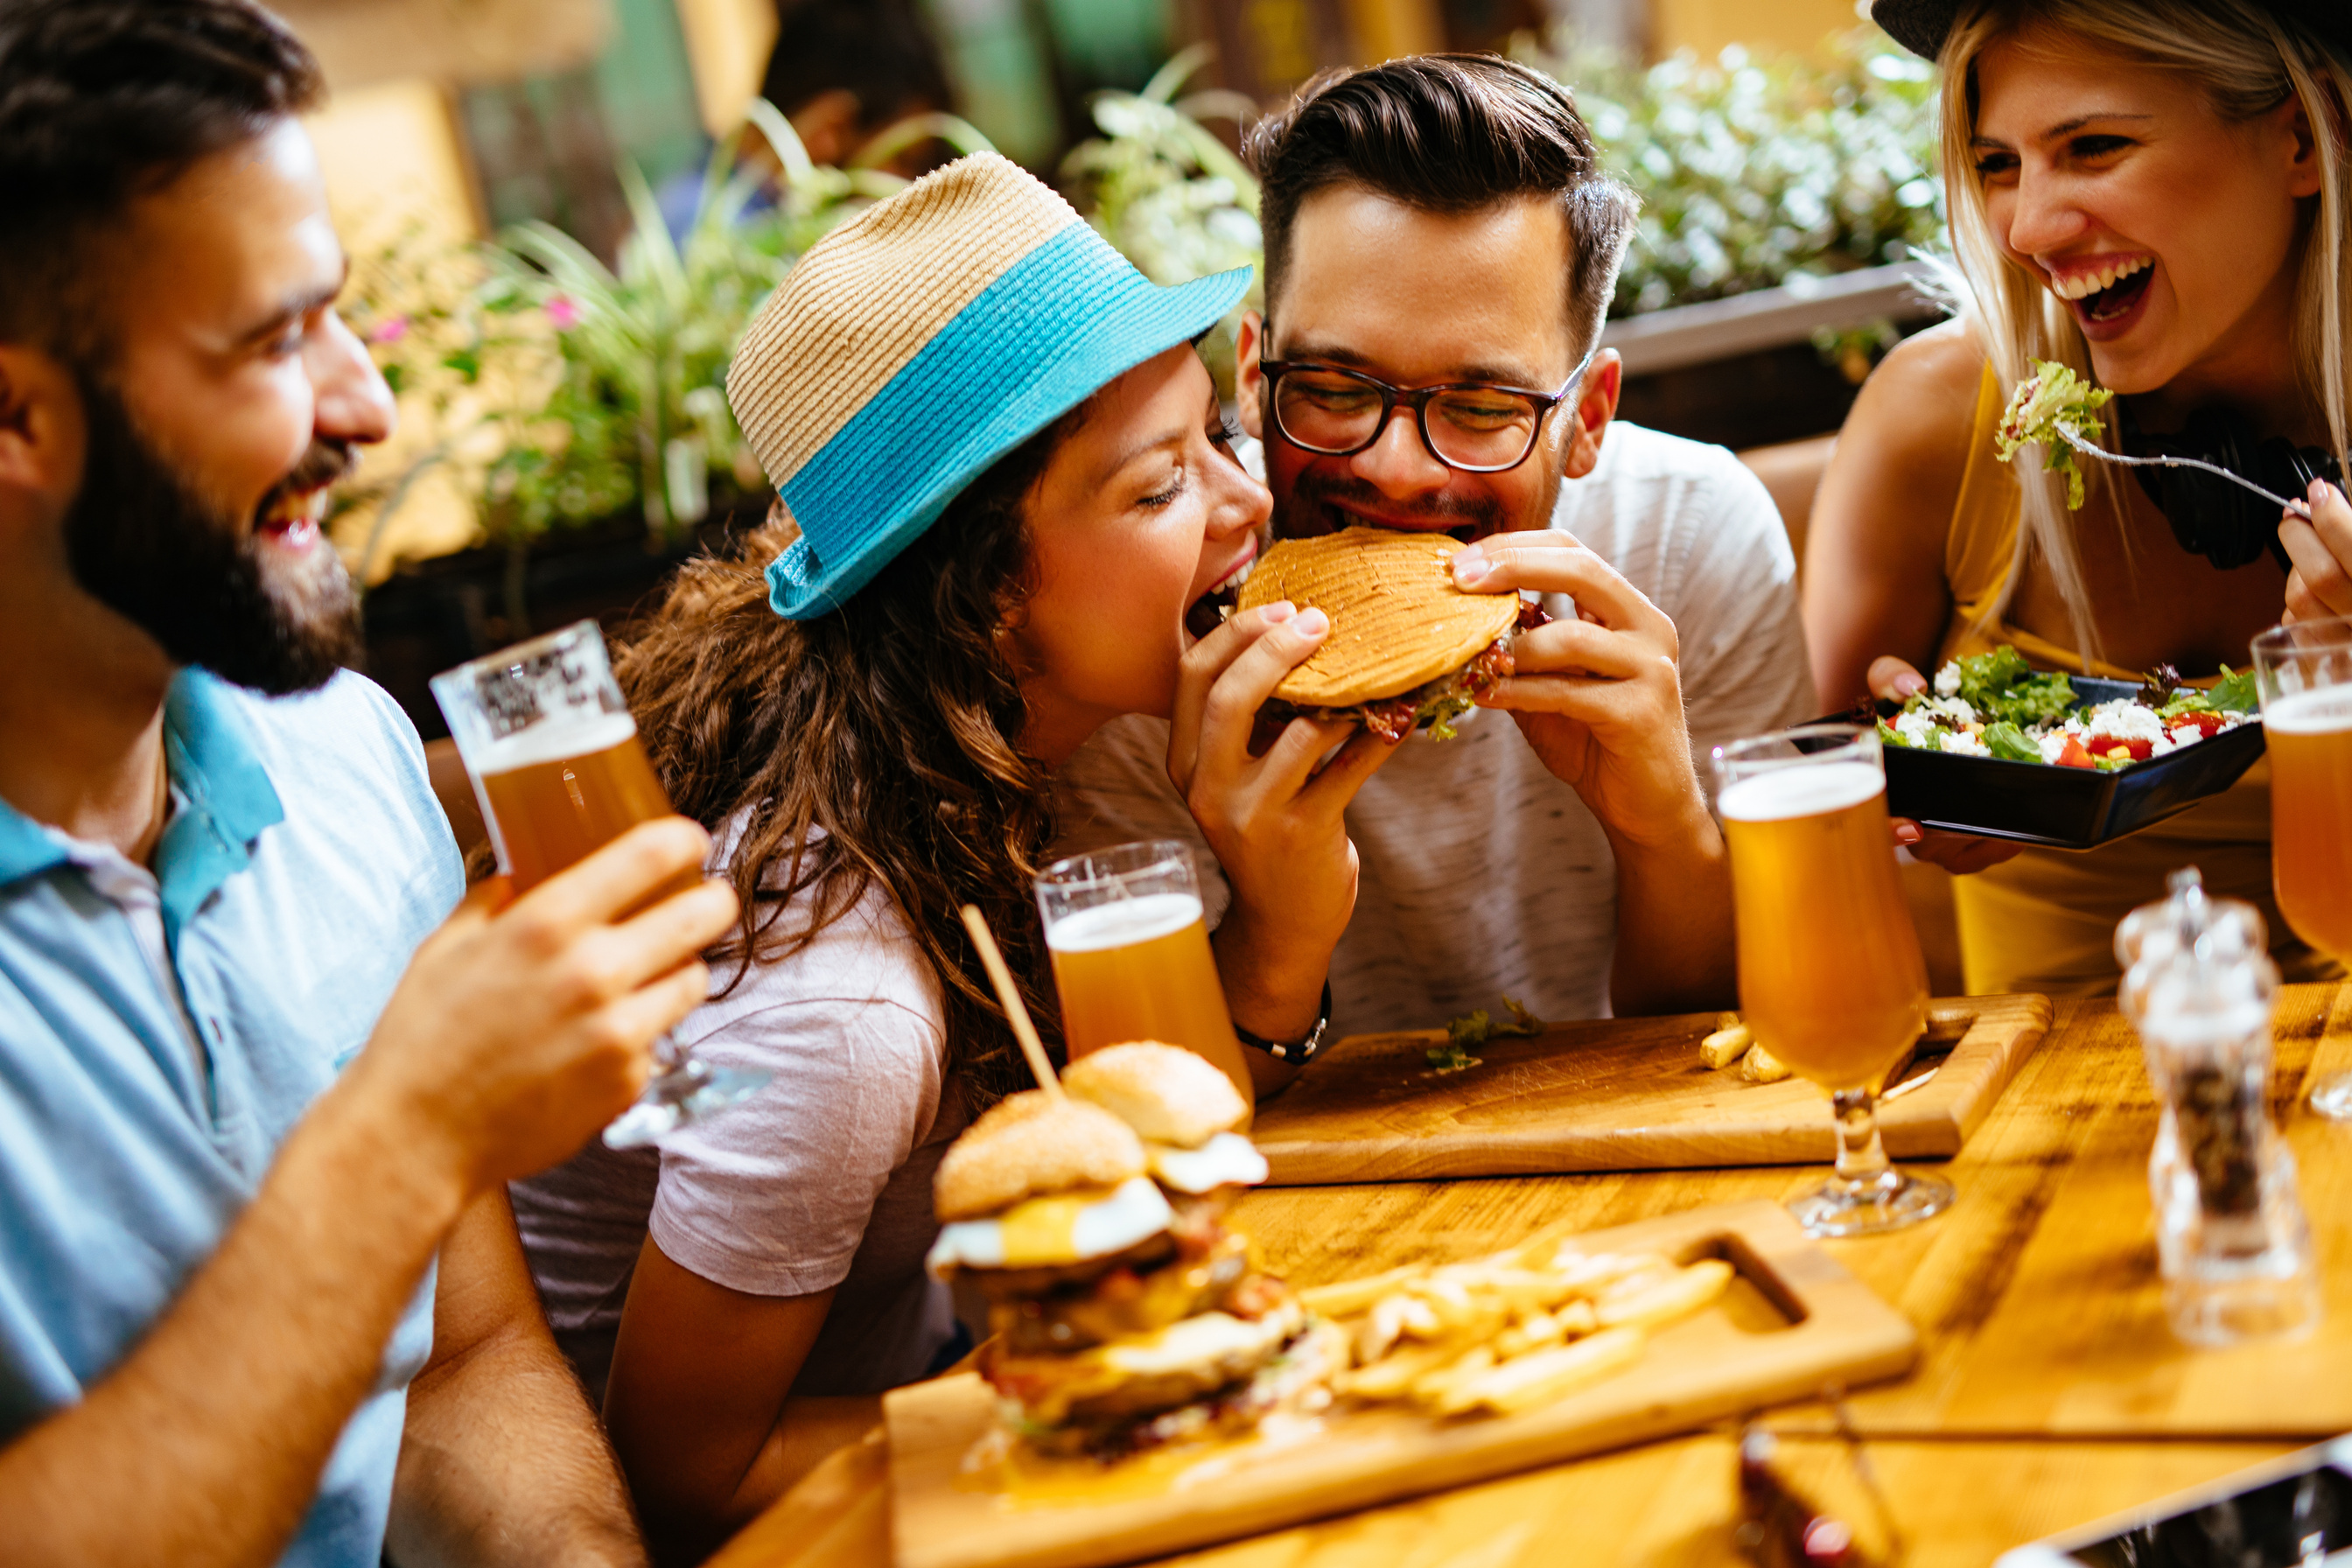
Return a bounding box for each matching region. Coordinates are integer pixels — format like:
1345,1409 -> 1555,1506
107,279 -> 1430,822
0,668 -> 464,1564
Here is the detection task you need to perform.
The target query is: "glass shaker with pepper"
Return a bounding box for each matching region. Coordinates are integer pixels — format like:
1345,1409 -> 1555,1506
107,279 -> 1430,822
2116,867 -> 2320,1348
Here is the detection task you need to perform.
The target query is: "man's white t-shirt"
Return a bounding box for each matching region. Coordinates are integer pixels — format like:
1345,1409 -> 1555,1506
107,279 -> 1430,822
1052,421 -> 1816,1038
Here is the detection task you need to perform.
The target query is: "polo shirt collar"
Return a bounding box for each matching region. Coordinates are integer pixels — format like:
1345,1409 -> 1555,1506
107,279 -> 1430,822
155,670 -> 284,942
0,670 -> 286,942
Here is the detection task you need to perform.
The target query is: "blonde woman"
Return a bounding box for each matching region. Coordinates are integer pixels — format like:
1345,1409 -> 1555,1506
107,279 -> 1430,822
1807,0 -> 2352,993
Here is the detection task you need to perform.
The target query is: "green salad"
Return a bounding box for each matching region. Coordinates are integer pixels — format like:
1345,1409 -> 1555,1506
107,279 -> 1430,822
1877,648 -> 2257,773
1994,359 -> 2115,509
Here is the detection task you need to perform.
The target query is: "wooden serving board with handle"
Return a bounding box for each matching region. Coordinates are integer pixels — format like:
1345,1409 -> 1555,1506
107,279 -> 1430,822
886,1199 -> 1918,1568
1250,993 -> 2053,1186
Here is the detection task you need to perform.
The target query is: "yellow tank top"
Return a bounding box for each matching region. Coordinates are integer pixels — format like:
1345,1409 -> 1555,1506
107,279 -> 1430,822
1938,363 -> 2328,995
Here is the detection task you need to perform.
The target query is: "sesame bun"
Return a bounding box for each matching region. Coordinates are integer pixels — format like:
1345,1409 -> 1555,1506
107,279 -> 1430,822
1237,528 -> 1522,707
934,1093 -> 1146,1222
1063,1042 -> 1248,1149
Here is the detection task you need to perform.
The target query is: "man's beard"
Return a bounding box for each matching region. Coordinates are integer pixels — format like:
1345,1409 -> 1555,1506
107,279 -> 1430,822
63,376 -> 361,696
1272,459 -> 1564,544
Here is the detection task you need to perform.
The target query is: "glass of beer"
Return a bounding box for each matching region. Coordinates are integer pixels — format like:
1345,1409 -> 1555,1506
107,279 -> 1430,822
1035,840 -> 1255,1116
431,620 -> 768,1147
2252,617 -> 2352,1118
1714,724 -> 1950,1236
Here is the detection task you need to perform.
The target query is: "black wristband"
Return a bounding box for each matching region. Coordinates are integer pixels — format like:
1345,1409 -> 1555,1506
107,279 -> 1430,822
1233,980 -> 1333,1063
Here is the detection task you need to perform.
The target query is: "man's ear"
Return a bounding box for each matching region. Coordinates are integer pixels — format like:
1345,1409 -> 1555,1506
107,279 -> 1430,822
1559,348 -> 1621,482
1233,311 -> 1267,442
0,344 -> 84,500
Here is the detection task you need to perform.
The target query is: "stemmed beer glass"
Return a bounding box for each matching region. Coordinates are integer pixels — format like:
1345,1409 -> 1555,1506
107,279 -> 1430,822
1714,724 -> 1951,1236
2250,617 -> 2352,1118
432,620 -> 769,1148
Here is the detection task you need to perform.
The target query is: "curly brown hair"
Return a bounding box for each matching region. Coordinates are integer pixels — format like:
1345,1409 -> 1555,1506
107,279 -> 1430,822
617,412 -> 1082,1103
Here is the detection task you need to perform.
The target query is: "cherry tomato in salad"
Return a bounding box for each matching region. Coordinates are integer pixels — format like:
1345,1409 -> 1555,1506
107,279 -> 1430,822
2054,735 -> 2098,769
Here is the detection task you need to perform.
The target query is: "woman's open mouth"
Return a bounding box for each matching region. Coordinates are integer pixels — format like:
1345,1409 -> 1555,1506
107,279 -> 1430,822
1183,551 -> 1257,644
2048,255 -> 2153,332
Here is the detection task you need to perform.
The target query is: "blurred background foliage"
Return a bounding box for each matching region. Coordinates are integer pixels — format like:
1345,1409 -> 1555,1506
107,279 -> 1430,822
1528,30 -> 1943,316
325,0 -> 1942,581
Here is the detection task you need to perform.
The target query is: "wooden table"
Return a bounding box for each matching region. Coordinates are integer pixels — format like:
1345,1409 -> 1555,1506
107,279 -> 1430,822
713,984 -> 2352,1568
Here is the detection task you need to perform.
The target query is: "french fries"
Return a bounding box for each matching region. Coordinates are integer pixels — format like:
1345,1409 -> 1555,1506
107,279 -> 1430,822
1699,1023 -> 1753,1069
1303,1239 -> 1739,1421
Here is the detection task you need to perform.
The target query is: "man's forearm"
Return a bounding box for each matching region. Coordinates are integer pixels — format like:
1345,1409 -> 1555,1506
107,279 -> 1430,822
1606,824 -> 1739,1017
0,1078 -> 464,1568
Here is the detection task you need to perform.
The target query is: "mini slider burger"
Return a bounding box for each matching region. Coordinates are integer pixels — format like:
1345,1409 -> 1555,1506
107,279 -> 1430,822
927,1043 -> 1340,1459
1235,527 -> 1541,742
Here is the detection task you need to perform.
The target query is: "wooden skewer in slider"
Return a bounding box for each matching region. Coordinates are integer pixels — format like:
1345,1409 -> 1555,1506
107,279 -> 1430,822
958,904 -> 1063,1101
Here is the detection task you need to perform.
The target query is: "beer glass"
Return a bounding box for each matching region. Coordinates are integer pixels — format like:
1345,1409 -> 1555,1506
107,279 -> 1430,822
1714,724 -> 1950,1236
1035,840 -> 1255,1115
2251,617 -> 2352,1118
431,620 -> 768,1148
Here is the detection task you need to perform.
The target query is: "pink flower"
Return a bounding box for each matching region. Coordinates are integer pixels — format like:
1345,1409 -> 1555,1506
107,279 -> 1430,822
546,295 -> 582,330
368,315 -> 410,345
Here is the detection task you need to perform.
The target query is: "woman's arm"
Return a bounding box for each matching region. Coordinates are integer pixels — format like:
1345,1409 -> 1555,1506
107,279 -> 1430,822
389,1192 -> 644,1566
602,1238 -> 852,1566
1806,322 -> 2027,875
1802,320 -> 1984,710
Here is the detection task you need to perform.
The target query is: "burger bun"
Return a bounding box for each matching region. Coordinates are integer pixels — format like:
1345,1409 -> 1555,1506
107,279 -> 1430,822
1064,1042 -> 1249,1149
934,1093 -> 1146,1222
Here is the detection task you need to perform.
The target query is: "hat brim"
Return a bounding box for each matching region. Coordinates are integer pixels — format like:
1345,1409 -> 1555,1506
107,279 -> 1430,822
766,252 -> 1252,620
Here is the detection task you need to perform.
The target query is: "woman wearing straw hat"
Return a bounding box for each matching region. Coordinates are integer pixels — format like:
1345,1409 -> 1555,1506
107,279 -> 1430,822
1805,0 -> 2352,995
508,152 -> 1401,1555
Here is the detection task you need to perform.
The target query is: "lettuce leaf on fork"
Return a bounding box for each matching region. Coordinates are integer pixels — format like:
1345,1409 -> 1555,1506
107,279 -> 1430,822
1995,359 -> 2116,509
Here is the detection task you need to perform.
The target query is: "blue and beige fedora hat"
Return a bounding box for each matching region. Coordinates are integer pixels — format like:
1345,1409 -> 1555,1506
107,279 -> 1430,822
727,152 -> 1252,619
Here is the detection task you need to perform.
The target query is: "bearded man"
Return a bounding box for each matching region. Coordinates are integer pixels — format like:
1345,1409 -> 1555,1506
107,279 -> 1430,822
1058,56 -> 1816,1054
0,3 -> 737,1562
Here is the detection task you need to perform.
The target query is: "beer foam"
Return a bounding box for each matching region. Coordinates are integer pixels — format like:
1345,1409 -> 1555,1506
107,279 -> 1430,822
1046,892 -> 1203,952
1718,760 -> 1884,822
2264,687 -> 2352,735
472,709 -> 639,774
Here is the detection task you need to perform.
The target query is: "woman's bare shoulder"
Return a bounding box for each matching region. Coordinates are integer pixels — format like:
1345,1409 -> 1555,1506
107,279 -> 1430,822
1852,319 -> 1986,449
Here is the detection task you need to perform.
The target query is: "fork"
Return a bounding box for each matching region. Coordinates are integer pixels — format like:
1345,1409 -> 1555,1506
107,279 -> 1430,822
2053,424 -> 2315,521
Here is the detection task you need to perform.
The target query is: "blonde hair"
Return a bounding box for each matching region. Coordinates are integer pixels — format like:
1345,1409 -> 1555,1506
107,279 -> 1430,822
1938,0 -> 2352,665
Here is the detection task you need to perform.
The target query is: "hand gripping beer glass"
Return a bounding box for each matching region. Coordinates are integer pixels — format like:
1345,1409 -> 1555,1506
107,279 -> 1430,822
431,620 -> 769,1148
1714,724 -> 1951,1236
2251,616 -> 2352,1118
1035,841 -> 1256,1116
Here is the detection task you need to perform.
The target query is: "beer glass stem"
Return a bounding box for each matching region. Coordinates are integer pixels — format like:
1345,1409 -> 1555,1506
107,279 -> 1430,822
1828,1088 -> 1896,1199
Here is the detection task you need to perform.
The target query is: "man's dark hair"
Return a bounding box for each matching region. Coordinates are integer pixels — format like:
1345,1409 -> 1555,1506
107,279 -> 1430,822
759,0 -> 951,131
0,0 -> 323,359
1243,54 -> 1638,359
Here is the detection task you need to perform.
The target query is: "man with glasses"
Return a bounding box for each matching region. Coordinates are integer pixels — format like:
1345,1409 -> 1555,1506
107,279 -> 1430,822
1058,54 -> 1814,1053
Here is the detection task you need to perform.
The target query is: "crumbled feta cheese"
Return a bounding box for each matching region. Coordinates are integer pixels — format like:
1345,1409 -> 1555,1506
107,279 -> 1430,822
1934,662 -> 1963,698
2152,732 -> 2180,756
1940,729 -> 1990,756
2082,700 -> 2165,745
1894,710 -> 1939,748
2040,731 -> 2069,763
1918,696 -> 1978,727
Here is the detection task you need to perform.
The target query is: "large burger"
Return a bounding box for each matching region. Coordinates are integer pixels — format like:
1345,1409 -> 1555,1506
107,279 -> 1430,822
926,1043 -> 1340,1459
1234,526 -> 1541,741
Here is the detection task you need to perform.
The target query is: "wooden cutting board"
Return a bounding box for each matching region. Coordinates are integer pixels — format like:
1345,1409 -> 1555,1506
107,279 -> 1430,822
1252,993 -> 2053,1186
886,1200 -> 1918,1568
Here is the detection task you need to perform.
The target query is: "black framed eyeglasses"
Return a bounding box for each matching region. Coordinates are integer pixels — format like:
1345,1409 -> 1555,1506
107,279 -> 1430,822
1257,342 -> 1598,474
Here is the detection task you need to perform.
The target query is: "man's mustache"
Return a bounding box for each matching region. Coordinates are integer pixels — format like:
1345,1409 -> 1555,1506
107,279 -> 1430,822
1282,468 -> 1505,542
253,440 -> 356,518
